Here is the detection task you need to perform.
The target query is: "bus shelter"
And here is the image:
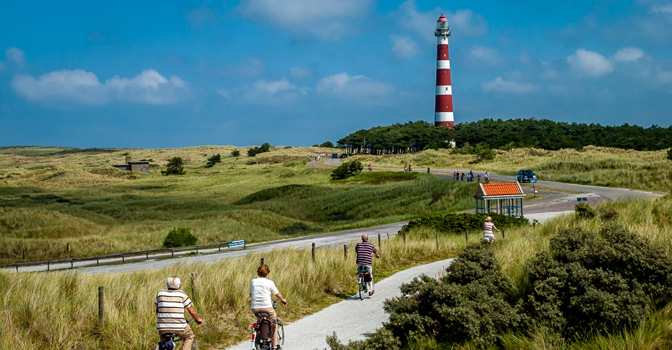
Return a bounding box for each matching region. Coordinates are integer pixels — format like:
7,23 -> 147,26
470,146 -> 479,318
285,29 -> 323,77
474,183 -> 525,217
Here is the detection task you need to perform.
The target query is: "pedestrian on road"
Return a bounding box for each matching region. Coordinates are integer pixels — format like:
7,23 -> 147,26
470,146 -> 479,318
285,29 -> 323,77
484,171 -> 490,184
483,216 -> 500,243
477,174 -> 482,183
155,276 -> 203,350
461,172 -> 465,181
250,264 -> 287,350
355,234 -> 380,296
427,167 -> 431,173
408,164 -> 412,172
404,164 -> 408,172
368,163 -> 372,172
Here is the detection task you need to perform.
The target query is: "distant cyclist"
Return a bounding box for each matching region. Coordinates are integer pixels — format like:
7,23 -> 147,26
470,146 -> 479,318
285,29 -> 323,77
355,234 -> 380,296
155,276 -> 203,350
250,264 -> 287,350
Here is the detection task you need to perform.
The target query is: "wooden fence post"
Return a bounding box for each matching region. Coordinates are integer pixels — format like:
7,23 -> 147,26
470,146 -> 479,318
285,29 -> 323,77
403,233 -> 406,246
22,248 -> 25,260
377,233 -> 381,250
344,245 -> 348,259
502,229 -> 505,239
171,248 -> 174,258
190,273 -> 199,304
312,243 -> 316,263
98,286 -> 105,327
260,258 -> 264,266
436,234 -> 439,250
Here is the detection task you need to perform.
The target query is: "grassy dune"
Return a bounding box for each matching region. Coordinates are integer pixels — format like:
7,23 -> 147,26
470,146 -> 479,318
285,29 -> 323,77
0,235 -> 459,350
352,146 -> 672,192
0,146 -> 476,264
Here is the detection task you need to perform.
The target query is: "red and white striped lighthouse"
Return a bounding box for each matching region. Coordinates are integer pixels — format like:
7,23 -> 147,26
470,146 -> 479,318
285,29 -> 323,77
434,14 -> 453,128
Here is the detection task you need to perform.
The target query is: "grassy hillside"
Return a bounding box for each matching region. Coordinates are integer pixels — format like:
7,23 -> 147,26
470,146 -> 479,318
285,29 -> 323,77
352,146 -> 672,192
0,146 -> 476,264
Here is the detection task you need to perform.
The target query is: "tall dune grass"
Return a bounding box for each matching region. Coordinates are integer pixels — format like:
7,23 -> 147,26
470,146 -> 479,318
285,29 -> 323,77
0,235 -> 456,349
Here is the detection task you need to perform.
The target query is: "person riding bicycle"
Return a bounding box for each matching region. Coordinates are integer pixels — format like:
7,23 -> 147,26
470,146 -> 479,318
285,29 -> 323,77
355,234 -> 380,296
250,264 -> 287,350
155,276 -> 203,350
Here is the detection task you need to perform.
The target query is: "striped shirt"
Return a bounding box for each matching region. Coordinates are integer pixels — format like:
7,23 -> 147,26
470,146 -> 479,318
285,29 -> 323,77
483,222 -> 496,236
155,289 -> 193,331
355,242 -> 377,266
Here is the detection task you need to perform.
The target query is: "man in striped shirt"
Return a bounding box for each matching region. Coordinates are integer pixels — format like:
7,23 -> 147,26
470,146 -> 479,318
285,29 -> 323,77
355,234 -> 380,296
155,276 -> 203,349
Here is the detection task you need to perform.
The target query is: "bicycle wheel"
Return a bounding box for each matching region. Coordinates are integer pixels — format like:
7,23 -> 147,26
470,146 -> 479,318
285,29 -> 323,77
277,321 -> 285,349
358,281 -> 364,300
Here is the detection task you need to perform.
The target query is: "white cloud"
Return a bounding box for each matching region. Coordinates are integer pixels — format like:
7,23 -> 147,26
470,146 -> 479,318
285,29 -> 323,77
238,78 -> 310,104
5,47 -> 25,64
466,46 -> 503,68
395,0 -> 488,40
12,69 -> 188,105
481,77 -> 536,94
216,88 -> 232,100
566,49 -> 614,77
390,35 -> 419,60
316,72 -> 394,104
614,47 -> 644,62
239,0 -> 374,40
651,4 -> 672,14
290,66 -> 313,79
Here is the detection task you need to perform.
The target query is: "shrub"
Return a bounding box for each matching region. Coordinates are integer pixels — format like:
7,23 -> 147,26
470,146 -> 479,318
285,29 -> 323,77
667,148 -> 672,161
278,222 -> 317,235
319,141 -> 334,148
471,143 -> 496,163
331,160 -> 363,180
161,157 -> 185,175
205,153 -> 221,167
248,143 -> 272,157
575,203 -> 595,218
231,149 -> 240,157
399,212 -> 529,234
163,227 -> 197,248
523,226 -> 672,340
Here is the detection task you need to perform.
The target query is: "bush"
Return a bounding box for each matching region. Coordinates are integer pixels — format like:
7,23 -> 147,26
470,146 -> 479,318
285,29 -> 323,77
575,203 -> 595,218
471,143 -> 496,163
231,149 -> 240,157
319,141 -> 335,148
278,222 -> 317,235
248,143 -> 272,157
667,148 -> 672,161
523,226 -> 672,340
161,157 -> 185,175
399,212 -> 529,234
163,227 -> 197,248
205,153 -> 221,167
330,160 -> 363,180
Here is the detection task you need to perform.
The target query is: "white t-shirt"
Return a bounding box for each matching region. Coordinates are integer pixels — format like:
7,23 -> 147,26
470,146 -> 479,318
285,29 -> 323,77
250,277 -> 279,309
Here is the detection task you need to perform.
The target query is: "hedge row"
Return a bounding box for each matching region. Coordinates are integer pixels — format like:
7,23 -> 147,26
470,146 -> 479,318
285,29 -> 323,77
399,212 -> 530,234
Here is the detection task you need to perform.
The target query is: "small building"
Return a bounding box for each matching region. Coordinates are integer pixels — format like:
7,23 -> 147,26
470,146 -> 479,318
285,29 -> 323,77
111,156 -> 149,175
474,183 -> 525,217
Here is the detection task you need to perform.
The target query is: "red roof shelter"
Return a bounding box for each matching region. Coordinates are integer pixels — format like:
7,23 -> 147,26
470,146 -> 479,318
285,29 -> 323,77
474,183 -> 525,217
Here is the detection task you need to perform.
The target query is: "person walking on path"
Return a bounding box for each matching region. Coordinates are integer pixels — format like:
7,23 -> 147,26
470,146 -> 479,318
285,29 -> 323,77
483,216 -> 500,243
355,234 -> 380,296
155,276 -> 203,350
427,167 -> 431,174
484,171 -> 490,184
250,264 -> 287,350
404,164 -> 408,172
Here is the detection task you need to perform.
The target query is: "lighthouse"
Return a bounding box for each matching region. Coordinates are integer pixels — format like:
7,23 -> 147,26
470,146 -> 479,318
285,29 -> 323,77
434,14 -> 453,128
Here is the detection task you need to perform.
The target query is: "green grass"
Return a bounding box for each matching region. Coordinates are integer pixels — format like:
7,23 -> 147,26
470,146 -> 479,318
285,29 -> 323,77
350,146 -> 672,192
0,146 -> 476,264
0,235 -> 458,350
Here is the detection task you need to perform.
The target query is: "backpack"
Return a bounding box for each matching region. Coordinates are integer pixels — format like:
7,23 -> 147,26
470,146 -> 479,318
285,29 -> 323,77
155,340 -> 175,350
364,271 -> 372,282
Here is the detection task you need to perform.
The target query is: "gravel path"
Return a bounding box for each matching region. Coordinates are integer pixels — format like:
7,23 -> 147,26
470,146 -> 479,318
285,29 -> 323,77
226,258 -> 454,350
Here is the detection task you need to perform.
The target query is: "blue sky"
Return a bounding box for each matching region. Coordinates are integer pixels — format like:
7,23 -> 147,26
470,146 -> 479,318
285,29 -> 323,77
1,0 -> 672,148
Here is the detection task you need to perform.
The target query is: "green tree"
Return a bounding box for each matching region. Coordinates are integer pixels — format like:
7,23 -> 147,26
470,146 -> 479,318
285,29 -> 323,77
320,141 -> 335,148
667,148 -> 672,161
205,153 -> 221,167
472,143 -> 496,162
161,157 -> 185,175
248,143 -> 272,157
231,149 -> 240,157
163,227 -> 197,248
331,160 -> 363,180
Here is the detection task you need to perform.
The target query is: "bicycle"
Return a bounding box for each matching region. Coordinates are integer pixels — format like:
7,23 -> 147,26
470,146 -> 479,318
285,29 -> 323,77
156,319 -> 201,350
251,299 -> 285,350
357,266 -> 371,300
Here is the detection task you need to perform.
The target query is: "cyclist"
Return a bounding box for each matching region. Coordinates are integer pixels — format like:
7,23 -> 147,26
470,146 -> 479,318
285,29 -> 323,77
155,276 -> 203,350
355,234 -> 380,296
250,264 -> 287,350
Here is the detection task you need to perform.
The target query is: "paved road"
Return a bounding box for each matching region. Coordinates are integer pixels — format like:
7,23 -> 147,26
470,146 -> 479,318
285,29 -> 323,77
226,258 -> 455,350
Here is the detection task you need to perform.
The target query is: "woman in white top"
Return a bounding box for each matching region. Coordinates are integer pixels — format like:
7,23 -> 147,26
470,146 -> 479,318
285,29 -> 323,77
483,216 -> 500,243
250,264 -> 287,349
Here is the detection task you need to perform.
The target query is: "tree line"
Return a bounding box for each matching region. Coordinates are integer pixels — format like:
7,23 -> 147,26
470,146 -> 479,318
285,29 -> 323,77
336,119 -> 672,154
